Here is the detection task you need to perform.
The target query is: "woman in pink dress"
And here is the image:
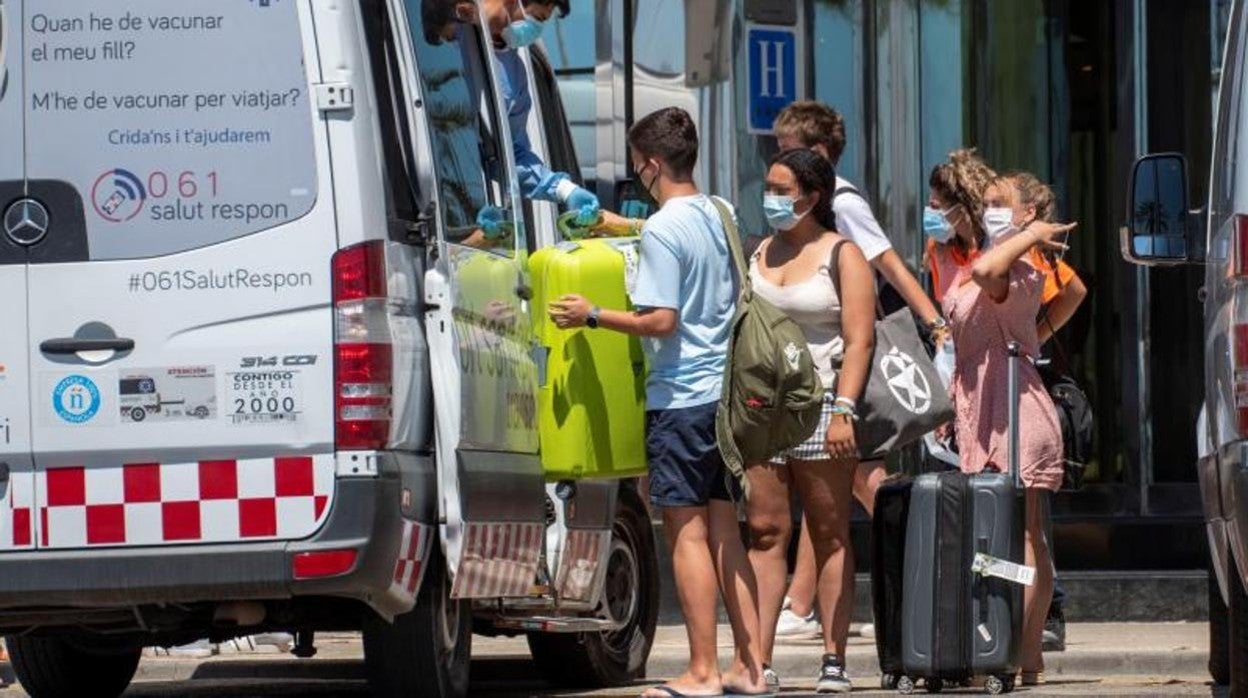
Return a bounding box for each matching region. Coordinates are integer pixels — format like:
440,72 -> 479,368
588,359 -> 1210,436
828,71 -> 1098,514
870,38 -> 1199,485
927,151 -> 1073,684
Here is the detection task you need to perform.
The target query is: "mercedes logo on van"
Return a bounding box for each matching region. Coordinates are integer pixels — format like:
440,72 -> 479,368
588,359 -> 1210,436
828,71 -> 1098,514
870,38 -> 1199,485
3,199 -> 50,246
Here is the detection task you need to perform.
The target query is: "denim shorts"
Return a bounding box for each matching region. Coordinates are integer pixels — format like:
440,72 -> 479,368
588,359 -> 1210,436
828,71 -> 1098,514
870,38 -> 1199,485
646,401 -> 739,508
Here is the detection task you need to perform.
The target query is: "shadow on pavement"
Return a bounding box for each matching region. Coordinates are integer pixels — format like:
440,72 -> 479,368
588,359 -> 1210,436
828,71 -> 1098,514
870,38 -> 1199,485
125,657 -> 630,697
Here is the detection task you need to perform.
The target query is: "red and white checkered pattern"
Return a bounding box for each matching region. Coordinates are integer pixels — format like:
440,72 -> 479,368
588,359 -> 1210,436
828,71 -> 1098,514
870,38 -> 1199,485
0,467 -> 35,551
451,521 -> 543,599
389,519 -> 432,601
36,456 -> 333,549
556,529 -> 610,601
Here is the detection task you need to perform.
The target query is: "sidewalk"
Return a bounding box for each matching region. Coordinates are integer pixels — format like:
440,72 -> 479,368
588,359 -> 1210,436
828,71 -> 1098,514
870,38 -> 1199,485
645,622 -> 1210,685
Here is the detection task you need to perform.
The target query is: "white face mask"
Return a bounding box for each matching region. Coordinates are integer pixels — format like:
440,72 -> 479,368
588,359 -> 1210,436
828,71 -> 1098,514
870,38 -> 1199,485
982,207 -> 1015,241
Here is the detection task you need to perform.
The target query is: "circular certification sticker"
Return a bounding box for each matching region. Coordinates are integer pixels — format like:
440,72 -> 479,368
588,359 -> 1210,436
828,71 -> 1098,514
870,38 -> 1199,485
53,375 -> 101,424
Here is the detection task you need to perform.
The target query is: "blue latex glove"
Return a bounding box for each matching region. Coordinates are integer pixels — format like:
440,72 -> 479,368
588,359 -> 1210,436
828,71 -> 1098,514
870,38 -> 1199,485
476,205 -> 506,240
565,186 -> 601,228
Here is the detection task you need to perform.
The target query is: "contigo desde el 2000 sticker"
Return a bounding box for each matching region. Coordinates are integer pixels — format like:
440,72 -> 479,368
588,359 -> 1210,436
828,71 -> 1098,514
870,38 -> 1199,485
227,369 -> 303,425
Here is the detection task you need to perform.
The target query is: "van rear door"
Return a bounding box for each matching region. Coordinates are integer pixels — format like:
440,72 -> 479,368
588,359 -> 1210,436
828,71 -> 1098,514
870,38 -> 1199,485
18,0 -> 338,550
0,0 -> 36,552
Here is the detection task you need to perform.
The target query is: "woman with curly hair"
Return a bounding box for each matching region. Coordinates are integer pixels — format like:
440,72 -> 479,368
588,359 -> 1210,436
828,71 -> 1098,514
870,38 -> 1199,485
924,151 -> 1074,685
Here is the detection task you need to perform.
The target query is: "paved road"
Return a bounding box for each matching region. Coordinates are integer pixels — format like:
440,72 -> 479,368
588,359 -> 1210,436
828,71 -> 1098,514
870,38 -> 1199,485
0,664 -> 1221,697
0,623 -> 1220,697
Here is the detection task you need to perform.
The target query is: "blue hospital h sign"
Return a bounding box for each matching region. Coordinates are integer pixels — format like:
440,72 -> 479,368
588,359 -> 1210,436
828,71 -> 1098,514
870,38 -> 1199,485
747,25 -> 800,134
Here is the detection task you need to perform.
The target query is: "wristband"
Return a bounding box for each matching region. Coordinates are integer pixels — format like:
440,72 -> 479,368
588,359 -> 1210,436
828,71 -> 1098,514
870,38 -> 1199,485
829,404 -> 857,421
833,396 -> 857,409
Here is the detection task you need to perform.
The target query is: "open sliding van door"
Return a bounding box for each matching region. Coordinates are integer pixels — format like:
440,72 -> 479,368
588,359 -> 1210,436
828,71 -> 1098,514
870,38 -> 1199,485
394,0 -> 546,598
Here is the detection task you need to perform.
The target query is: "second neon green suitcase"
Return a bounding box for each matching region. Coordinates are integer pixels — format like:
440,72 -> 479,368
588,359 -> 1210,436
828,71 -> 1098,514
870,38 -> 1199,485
530,238 -> 647,481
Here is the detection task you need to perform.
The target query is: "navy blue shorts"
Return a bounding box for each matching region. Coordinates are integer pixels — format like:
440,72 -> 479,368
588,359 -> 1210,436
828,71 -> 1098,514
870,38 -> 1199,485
646,401 -> 738,508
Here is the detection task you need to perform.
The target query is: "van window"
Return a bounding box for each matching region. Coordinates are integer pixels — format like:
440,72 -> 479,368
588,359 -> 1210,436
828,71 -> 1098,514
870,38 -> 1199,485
0,2 -> 23,184
403,1 -> 513,250
18,0 -> 317,260
1211,1 -> 1247,244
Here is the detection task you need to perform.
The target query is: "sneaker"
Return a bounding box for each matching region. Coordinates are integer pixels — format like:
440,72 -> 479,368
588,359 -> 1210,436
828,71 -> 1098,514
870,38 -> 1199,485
763,665 -> 780,691
250,632 -> 294,653
816,653 -> 853,693
775,597 -> 820,638
1042,610 -> 1066,652
858,622 -> 876,639
167,639 -> 216,658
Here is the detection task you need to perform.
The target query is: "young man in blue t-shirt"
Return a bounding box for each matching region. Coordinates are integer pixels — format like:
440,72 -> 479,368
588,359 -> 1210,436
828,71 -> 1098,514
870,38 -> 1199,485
550,107 -> 769,697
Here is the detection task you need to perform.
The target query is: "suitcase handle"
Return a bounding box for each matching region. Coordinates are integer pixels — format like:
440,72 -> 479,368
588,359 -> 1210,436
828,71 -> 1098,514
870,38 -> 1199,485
1007,341 -> 1022,489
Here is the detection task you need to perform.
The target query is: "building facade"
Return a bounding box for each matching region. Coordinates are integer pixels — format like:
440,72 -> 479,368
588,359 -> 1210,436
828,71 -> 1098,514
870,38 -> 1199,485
545,0 -> 1234,573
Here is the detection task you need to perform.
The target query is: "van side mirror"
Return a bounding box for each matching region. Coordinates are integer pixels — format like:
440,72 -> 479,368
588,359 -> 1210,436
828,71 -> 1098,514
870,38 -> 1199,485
1122,153 -> 1203,265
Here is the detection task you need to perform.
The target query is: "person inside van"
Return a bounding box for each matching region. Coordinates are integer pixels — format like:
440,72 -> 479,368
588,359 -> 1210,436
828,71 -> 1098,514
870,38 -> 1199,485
549,107 -> 770,698
929,153 -> 1074,685
429,0 -> 600,231
763,101 -> 948,646
743,149 -> 876,694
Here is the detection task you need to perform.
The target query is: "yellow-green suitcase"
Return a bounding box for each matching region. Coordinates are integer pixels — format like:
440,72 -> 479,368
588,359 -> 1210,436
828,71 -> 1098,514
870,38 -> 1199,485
530,238 -> 648,481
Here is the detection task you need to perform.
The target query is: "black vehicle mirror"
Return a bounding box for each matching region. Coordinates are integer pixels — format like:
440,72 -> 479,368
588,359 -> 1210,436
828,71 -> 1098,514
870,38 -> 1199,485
1123,153 -> 1199,266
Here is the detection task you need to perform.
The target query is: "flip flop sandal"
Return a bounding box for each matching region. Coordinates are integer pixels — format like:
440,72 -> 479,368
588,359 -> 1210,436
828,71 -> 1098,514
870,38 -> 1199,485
640,686 -> 721,698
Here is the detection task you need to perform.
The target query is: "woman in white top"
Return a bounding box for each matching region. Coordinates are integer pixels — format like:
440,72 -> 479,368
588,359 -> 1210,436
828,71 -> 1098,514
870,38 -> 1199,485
744,148 -> 876,693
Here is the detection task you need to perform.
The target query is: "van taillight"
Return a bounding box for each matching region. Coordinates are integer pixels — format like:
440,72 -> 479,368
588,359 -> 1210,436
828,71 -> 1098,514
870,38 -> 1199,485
1232,214 -> 1248,278
332,242 -> 392,450
1236,324 -> 1248,435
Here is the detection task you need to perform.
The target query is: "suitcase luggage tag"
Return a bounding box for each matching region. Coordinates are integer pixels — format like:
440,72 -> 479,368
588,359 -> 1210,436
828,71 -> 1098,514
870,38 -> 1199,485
971,552 -> 1035,586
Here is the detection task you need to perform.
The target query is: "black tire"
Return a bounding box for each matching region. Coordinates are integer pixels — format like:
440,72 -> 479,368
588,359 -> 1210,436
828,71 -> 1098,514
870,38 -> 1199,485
130,407 -> 146,422
363,545 -> 471,698
7,635 -> 141,698
527,485 -> 660,688
1211,562 -> 1231,686
1229,554 -> 1248,697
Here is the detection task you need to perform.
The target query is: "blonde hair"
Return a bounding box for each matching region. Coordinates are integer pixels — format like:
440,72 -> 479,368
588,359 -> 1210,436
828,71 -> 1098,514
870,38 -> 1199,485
1003,171 -> 1057,223
929,148 -> 996,249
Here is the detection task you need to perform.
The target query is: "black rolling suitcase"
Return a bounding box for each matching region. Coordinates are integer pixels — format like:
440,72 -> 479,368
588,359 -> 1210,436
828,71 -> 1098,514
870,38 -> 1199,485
871,475 -> 912,690
872,342 -> 1032,695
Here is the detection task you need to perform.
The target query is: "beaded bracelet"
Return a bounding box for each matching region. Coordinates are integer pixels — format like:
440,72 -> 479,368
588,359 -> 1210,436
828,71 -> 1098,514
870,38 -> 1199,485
829,404 -> 857,421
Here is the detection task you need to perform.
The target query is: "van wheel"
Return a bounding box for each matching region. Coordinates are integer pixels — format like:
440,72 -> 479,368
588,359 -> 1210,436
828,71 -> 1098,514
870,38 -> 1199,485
129,407 -> 146,422
363,545 -> 471,698
7,635 -> 141,698
1210,560 -> 1231,685
1229,552 -> 1248,696
527,485 -> 659,688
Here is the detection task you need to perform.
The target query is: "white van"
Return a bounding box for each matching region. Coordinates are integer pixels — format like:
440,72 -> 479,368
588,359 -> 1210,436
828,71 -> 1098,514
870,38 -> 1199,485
1124,0 -> 1248,690
0,1 -> 657,696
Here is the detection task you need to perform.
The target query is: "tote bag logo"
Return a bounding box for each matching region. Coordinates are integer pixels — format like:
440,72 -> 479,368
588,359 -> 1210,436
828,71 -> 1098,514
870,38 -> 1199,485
879,347 -> 932,415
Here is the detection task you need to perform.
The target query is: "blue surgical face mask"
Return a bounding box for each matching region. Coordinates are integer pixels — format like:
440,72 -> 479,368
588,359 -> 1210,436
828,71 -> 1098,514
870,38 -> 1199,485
923,206 -> 956,243
764,194 -> 804,231
502,12 -> 544,49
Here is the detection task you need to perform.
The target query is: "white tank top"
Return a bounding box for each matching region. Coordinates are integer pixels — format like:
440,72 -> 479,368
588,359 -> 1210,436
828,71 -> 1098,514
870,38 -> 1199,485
748,242 -> 843,389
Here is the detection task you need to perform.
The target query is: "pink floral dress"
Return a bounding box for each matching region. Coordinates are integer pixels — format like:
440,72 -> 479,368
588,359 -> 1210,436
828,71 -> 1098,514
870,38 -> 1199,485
932,247 -> 1064,491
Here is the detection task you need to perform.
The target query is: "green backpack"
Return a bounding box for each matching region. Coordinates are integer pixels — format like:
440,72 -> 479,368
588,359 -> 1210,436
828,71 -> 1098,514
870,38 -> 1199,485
709,199 -> 826,495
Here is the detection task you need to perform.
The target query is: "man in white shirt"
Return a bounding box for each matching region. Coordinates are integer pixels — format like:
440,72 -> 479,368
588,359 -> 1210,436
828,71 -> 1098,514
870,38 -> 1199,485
768,101 -> 948,644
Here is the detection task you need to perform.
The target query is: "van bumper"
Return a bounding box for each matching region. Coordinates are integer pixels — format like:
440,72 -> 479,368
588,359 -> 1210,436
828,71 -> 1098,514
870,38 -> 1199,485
0,463 -> 433,621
